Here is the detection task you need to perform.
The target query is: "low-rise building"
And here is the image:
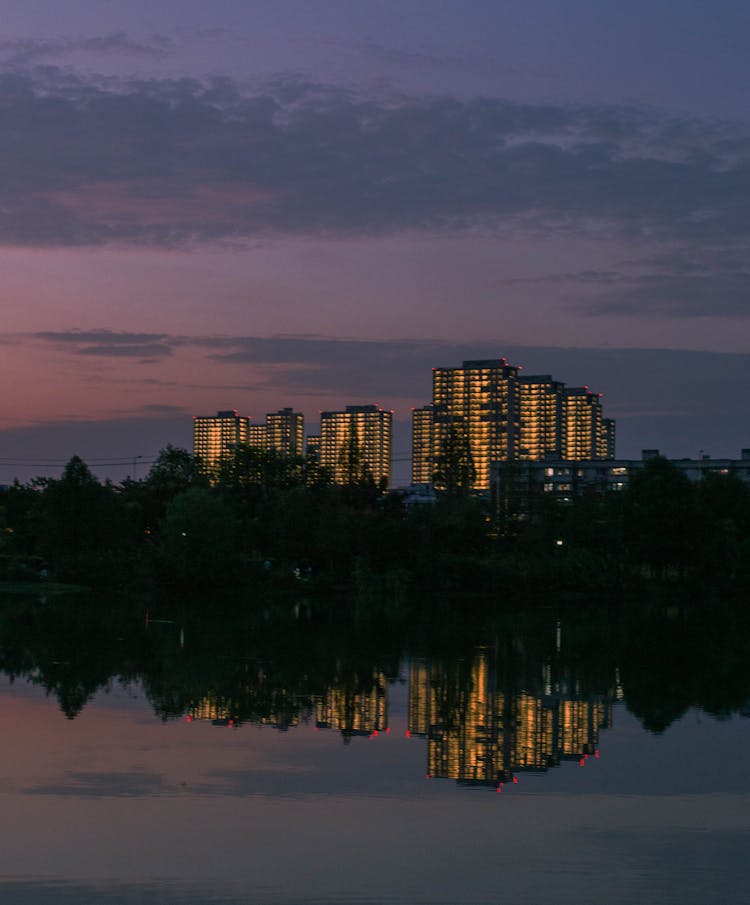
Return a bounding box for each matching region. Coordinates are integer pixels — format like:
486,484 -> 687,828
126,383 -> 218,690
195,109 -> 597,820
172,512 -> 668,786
491,448 -> 750,508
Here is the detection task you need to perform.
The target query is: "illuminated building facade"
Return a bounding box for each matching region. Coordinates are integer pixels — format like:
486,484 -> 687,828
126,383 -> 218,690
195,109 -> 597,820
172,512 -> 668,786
413,360 -> 615,491
247,423 -> 268,448
193,410 -> 250,473
518,375 -> 565,461
411,405 -> 436,484
430,359 -> 521,492
305,434 -> 321,462
194,407 -> 305,475
320,404 -> 392,487
603,418 -> 616,460
266,407 -> 304,457
564,388 -> 606,460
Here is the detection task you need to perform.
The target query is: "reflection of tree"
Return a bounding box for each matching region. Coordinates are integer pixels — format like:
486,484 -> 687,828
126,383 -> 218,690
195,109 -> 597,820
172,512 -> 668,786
618,600 -> 750,733
0,591 -> 749,742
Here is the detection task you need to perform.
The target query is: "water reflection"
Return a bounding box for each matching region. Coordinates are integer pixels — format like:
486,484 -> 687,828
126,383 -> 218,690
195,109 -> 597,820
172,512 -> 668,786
2,592 -> 750,904
1,588 -> 749,794
409,652 -> 613,788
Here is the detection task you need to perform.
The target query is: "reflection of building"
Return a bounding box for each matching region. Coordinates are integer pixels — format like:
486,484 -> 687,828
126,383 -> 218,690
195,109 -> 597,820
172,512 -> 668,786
193,410 -> 251,473
412,360 -> 614,492
408,650 -> 613,786
320,405 -> 392,486
188,693 -> 300,731
315,672 -> 388,741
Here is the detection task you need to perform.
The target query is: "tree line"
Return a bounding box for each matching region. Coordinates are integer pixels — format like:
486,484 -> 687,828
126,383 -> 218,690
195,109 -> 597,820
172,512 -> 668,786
0,445 -> 749,592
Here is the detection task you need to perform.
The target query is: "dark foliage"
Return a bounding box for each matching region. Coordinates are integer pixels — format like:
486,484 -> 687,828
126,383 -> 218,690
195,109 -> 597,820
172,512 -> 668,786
0,450 -> 748,593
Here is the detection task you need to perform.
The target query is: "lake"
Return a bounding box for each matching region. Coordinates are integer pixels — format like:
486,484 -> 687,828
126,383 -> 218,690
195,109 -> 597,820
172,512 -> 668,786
0,590 -> 748,904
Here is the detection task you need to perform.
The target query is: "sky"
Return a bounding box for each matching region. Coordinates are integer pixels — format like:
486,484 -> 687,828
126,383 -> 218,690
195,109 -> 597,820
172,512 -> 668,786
1,0 -> 750,483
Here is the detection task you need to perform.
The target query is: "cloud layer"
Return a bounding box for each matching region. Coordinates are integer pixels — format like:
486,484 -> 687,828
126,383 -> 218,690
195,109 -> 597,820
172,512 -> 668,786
1,68 -> 749,257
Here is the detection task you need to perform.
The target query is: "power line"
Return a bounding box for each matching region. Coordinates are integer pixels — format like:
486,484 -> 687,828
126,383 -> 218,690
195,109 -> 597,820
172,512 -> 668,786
0,456 -> 158,466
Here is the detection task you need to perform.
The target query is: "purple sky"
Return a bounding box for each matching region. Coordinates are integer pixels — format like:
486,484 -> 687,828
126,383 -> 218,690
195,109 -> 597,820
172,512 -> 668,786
1,1 -> 750,483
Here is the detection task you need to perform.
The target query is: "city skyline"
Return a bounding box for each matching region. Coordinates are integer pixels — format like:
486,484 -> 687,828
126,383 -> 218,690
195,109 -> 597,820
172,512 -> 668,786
1,2 -> 750,484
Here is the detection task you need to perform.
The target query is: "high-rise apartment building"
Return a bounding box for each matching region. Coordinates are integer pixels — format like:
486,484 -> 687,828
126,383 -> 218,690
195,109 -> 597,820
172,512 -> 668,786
432,359 -> 520,491
320,404 -> 392,487
305,434 -> 321,463
411,404 -> 436,484
193,410 -> 250,473
412,359 -> 519,492
194,407 -> 305,475
413,360 -> 614,491
602,418 -> 616,460
564,388 -> 605,460
266,407 -> 304,458
518,375 -> 565,461
246,423 -> 268,449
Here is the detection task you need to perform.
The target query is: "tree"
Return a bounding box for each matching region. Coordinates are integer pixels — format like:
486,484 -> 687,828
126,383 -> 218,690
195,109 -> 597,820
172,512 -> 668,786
622,456 -> 695,578
338,427 -> 375,487
121,445 -> 206,536
157,487 -> 240,585
432,425 -> 476,495
692,472 -> 750,581
36,456 -> 129,569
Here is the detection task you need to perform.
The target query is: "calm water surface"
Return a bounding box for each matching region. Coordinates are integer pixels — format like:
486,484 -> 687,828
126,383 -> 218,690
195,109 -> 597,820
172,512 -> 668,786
0,592 -> 748,904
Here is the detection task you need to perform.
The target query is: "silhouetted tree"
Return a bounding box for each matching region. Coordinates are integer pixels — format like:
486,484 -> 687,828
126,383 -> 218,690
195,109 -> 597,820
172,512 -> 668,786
433,426 -> 476,495
157,486 -> 240,585
622,456 -> 695,579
